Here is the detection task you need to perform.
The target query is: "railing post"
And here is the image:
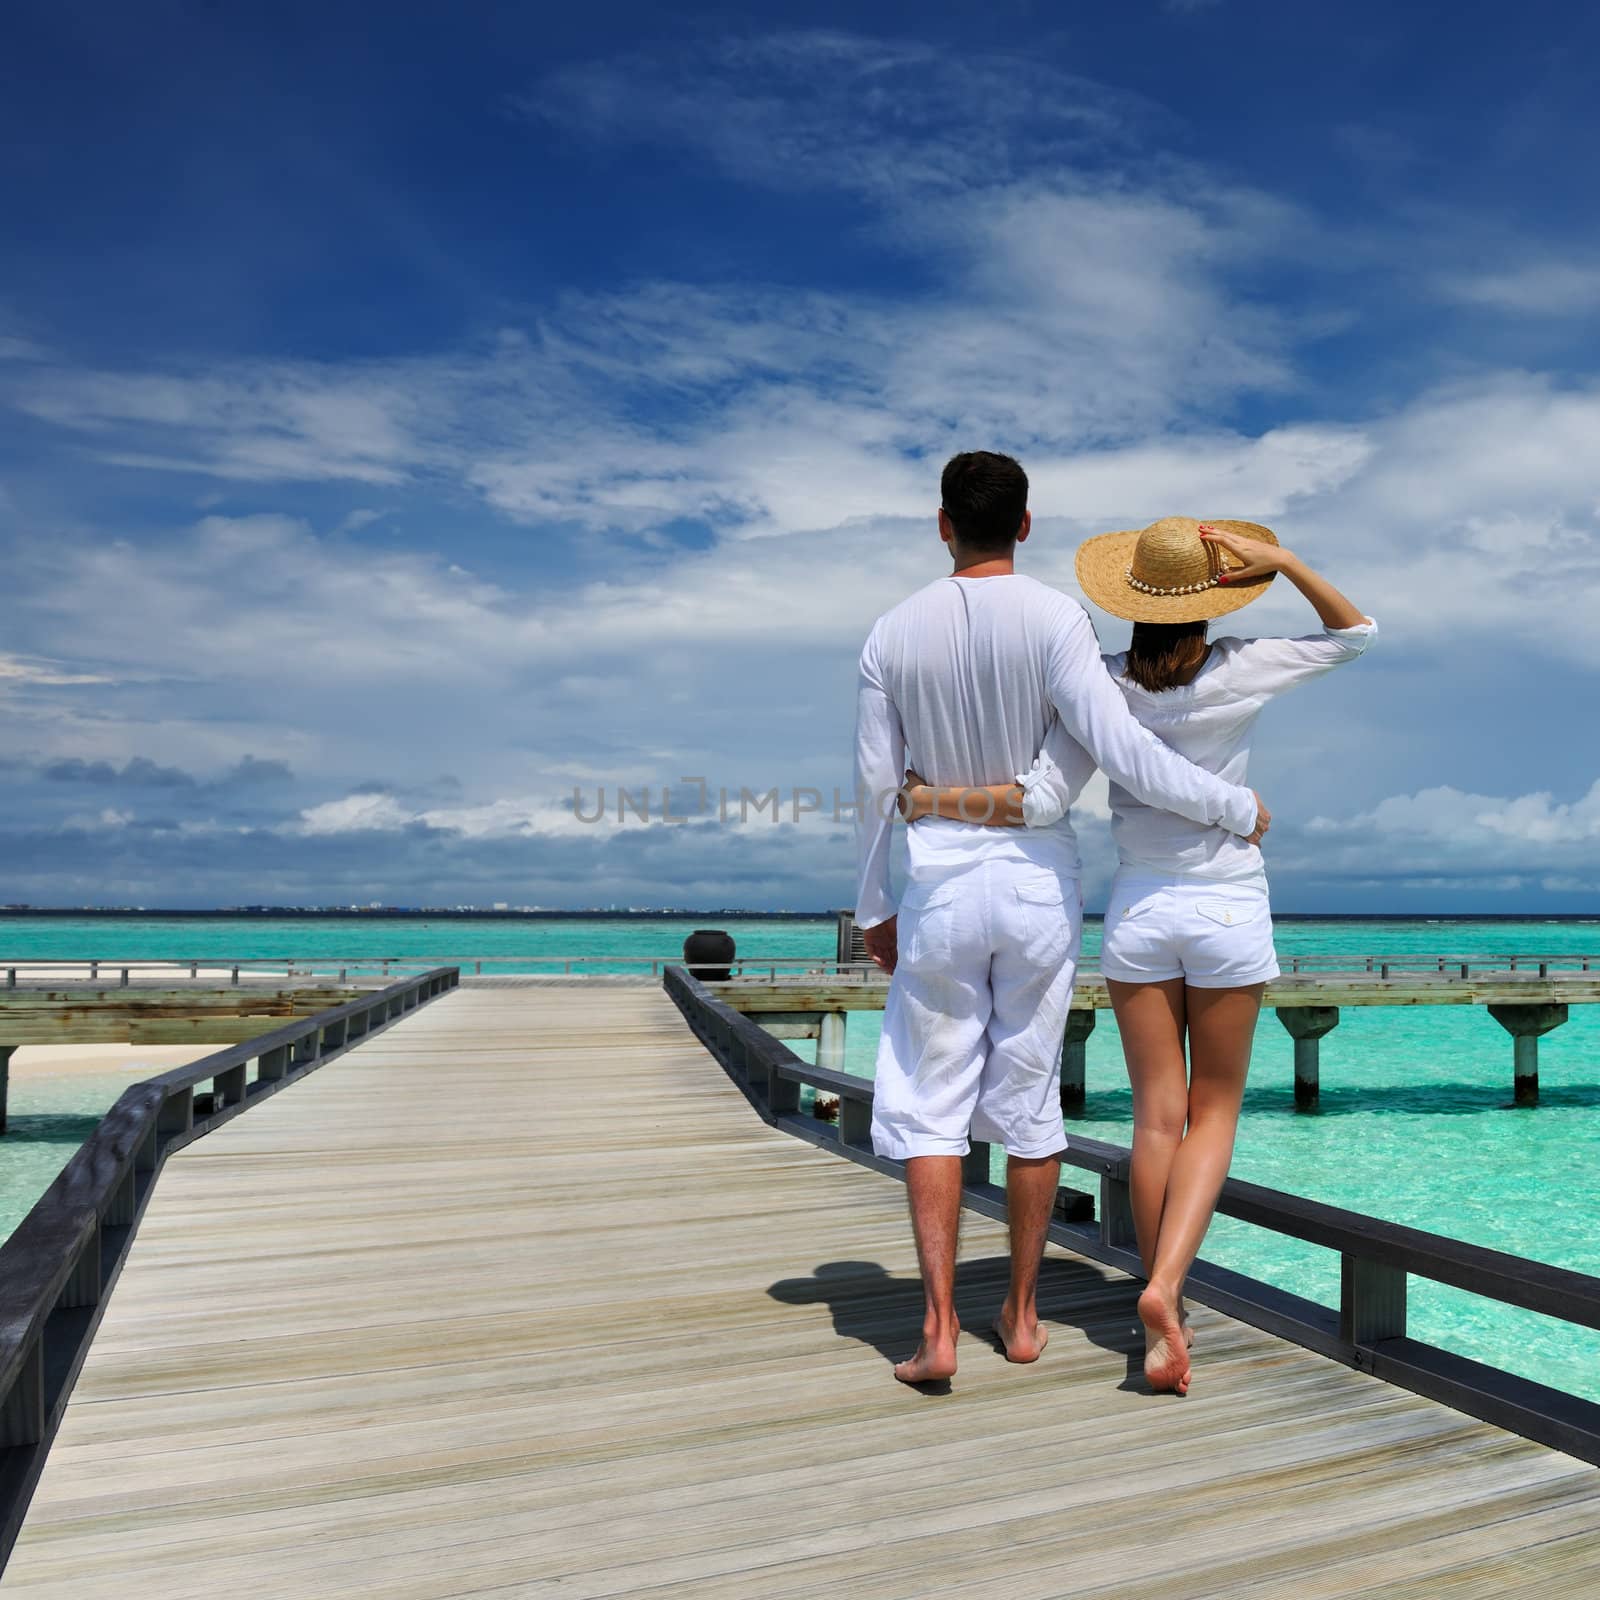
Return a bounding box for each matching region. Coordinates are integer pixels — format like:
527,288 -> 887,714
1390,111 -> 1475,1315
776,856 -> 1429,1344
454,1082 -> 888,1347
817,1011 -> 847,1072
214,1064 -> 247,1109
1,1339 -> 43,1449
1060,1009 -> 1095,1117
1487,1004 -> 1569,1106
1099,1171 -> 1136,1252
0,1044 -> 13,1136
840,1097 -> 873,1150
258,1045 -> 290,1082
1277,1005 -> 1340,1111
61,1230 -> 101,1310
107,1163 -> 138,1226
962,1141 -> 993,1188
1340,1255 -> 1406,1344
157,1086 -> 193,1142
770,1067 -> 801,1114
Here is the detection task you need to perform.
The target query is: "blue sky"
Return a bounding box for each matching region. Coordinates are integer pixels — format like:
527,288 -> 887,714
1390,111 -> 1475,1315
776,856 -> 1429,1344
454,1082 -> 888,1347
3,0 -> 1600,911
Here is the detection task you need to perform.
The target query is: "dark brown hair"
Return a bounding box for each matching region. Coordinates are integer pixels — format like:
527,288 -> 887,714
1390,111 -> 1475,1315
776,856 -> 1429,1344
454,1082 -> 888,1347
940,451 -> 1028,553
1124,620 -> 1210,693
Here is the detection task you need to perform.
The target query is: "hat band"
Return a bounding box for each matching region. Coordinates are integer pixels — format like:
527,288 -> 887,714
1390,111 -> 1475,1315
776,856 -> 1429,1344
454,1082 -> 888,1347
1125,564 -> 1220,598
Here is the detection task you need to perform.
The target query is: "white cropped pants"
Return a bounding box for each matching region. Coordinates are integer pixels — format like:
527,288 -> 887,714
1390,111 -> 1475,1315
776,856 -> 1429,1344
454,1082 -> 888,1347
870,858 -> 1081,1161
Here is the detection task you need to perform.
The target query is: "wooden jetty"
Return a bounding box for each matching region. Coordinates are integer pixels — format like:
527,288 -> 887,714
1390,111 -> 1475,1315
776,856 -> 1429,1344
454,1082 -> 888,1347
0,976 -> 366,1135
710,967 -> 1600,1110
3,973 -> 1600,1592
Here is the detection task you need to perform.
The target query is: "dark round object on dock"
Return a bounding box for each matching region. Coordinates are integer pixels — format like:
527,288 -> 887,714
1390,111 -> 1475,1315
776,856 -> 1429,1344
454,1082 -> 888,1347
683,928 -> 736,981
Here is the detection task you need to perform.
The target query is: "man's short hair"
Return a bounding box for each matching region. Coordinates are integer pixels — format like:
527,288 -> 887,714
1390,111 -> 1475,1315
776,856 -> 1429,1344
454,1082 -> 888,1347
940,451 -> 1029,552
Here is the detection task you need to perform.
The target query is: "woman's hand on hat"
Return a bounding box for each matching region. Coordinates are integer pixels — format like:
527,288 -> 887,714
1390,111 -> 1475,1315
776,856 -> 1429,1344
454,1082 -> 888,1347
1198,524 -> 1293,584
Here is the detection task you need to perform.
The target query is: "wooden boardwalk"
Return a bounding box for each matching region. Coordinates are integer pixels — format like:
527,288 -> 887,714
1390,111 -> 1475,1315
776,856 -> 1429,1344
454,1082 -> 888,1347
6,987 -> 1600,1597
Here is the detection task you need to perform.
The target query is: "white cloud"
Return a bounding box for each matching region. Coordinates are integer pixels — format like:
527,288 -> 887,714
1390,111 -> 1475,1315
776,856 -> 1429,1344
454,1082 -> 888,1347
294,791 -> 597,840
1295,780 -> 1600,887
295,792 -> 416,835
524,32 -> 1146,201
0,652 -> 117,687
12,368 -> 421,485
1441,261 -> 1600,316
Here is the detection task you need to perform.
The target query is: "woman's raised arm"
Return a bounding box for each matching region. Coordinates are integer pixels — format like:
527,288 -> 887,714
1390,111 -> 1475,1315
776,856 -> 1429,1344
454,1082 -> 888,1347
1198,524 -> 1366,629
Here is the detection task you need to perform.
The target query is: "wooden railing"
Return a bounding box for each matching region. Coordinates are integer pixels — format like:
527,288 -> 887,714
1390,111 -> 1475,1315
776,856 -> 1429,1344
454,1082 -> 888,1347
0,966 -> 460,1566
0,956 -> 858,983
663,964 -> 1600,1466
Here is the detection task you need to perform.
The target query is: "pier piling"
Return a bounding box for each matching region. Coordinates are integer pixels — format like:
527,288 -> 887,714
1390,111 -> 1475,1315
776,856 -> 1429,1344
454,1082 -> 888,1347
1276,1005 -> 1341,1111
1060,1009 -> 1096,1116
0,1045 -> 12,1135
816,1010 -> 847,1072
1488,1003 -> 1569,1106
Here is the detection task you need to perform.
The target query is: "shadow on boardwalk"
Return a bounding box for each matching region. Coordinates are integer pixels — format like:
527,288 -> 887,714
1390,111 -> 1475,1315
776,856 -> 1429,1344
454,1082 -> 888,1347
768,1254 -> 1144,1391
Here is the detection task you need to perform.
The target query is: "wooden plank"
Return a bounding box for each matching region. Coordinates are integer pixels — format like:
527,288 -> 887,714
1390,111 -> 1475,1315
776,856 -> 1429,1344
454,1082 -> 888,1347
5,987 -> 1598,1596
0,990 -> 360,1045
124,1019 -> 327,1046
0,987 -> 356,1008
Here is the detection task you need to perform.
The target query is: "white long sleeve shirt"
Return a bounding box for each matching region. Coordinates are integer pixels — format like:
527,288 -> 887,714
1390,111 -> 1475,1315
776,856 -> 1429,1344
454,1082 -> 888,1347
1021,619 -> 1377,882
852,574 -> 1260,928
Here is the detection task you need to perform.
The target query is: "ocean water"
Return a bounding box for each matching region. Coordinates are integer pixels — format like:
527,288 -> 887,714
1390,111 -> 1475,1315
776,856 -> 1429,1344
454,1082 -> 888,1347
4,914 -> 1599,1402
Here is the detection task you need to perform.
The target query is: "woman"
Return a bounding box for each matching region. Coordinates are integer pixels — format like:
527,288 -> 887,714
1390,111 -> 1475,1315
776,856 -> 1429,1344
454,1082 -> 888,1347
898,516 -> 1374,1394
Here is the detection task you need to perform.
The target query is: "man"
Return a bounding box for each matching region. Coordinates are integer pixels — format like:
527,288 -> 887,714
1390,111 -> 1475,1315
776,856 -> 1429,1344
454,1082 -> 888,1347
853,451 -> 1268,1384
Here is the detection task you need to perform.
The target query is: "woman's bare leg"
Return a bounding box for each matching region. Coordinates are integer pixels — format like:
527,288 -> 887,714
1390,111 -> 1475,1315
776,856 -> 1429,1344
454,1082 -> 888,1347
1138,982 -> 1263,1393
1108,979 -> 1188,1279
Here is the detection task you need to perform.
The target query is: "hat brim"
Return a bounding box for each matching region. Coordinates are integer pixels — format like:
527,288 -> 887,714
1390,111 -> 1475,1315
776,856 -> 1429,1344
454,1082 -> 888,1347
1074,519 -> 1279,623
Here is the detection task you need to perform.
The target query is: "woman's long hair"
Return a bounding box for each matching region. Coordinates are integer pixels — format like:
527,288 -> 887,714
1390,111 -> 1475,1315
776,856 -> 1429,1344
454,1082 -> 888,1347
1124,620 -> 1210,693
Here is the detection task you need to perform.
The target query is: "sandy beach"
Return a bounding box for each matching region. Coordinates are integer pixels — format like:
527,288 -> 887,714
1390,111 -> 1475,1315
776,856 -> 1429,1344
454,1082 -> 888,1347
8,1043 -> 228,1080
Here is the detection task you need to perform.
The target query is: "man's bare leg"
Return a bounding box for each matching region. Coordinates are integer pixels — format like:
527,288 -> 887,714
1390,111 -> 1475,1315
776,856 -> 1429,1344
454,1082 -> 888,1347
895,1154 -> 964,1383
993,1153 -> 1061,1362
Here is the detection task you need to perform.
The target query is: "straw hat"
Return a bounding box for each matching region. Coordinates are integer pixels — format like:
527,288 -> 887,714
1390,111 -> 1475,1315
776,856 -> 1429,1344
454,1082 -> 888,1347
1075,516 -> 1279,623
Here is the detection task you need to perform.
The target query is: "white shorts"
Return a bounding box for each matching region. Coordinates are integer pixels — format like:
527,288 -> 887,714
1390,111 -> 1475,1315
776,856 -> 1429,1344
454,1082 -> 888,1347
1099,869 -> 1279,989
871,857 -> 1081,1162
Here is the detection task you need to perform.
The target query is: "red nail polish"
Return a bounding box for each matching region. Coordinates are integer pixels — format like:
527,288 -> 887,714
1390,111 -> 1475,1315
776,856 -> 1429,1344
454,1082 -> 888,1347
1218,575 -> 1230,585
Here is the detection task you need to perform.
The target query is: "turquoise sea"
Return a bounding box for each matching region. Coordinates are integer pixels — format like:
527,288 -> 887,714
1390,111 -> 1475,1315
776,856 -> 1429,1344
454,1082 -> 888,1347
4,914 -> 1599,1403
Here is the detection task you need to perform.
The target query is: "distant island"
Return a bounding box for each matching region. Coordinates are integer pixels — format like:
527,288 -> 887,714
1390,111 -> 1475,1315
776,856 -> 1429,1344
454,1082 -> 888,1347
0,906 -> 843,920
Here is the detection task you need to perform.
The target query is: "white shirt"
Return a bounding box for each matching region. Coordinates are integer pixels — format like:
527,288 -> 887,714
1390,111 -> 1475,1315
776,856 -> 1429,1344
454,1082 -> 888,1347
1021,620 -> 1377,882
852,574 -> 1260,928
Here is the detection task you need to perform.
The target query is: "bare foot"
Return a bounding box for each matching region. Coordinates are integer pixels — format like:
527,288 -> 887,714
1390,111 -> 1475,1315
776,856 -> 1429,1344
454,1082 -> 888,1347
992,1310 -> 1049,1364
1139,1282 -> 1191,1395
894,1326 -> 959,1384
